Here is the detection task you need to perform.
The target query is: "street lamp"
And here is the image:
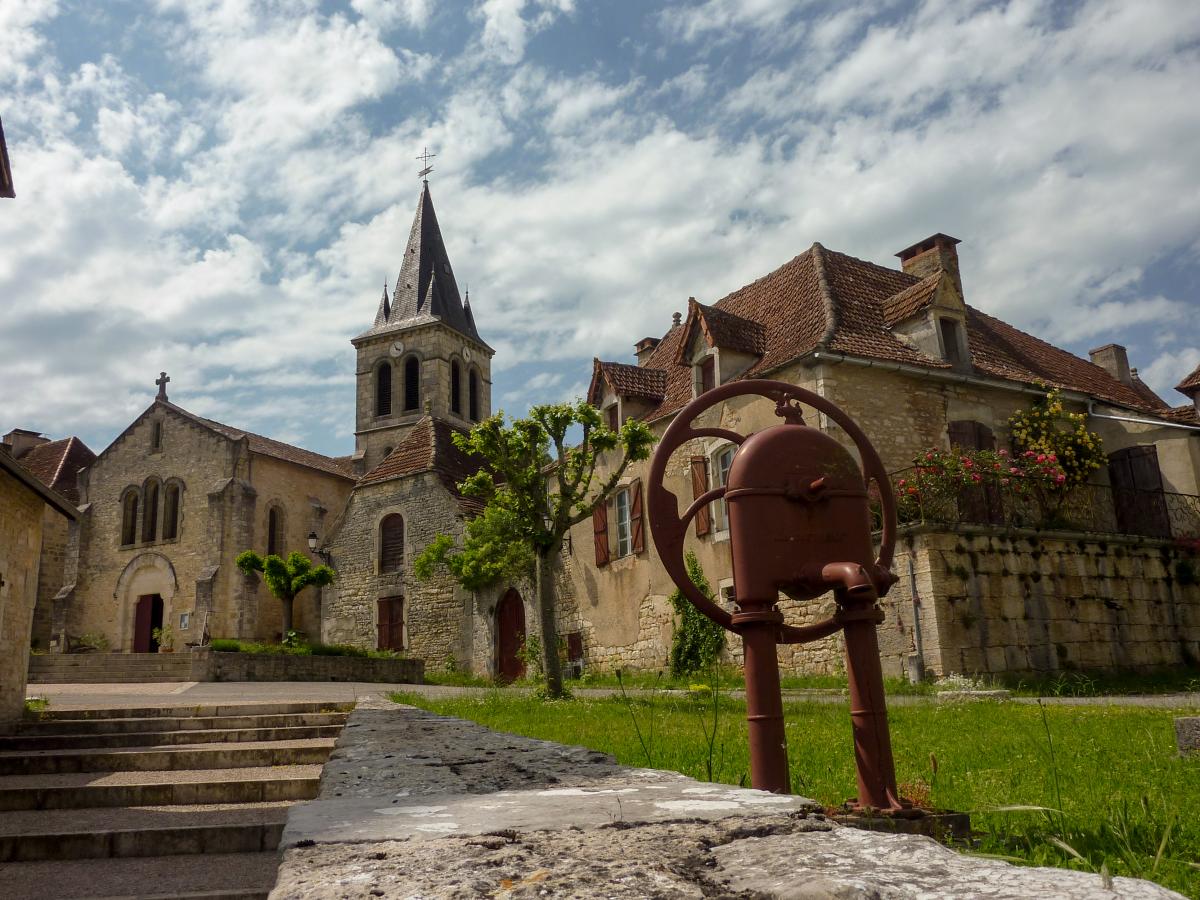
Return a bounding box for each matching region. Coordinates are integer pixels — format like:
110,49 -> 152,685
307,531 -> 319,552
308,531 -> 331,565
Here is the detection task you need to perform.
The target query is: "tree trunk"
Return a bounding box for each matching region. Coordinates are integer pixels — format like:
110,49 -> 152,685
281,595 -> 294,639
536,543 -> 564,698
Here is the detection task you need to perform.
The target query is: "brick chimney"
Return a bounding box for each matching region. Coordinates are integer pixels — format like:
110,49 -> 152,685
896,233 -> 962,297
2,428 -> 49,459
635,336 -> 660,366
1089,343 -> 1133,387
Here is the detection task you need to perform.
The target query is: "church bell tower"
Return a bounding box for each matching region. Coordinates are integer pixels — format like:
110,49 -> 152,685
351,169 -> 494,475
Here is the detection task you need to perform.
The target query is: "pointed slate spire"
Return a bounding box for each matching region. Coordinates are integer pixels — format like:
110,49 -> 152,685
373,280 -> 391,327
387,182 -> 482,342
463,287 -> 477,334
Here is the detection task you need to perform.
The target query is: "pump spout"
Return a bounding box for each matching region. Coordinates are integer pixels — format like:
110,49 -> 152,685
820,562 -> 877,599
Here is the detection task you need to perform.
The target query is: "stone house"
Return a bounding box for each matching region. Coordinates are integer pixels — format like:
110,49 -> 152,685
1,430 -> 95,649
0,448 -> 76,730
565,234 -> 1200,678
56,387 -> 356,651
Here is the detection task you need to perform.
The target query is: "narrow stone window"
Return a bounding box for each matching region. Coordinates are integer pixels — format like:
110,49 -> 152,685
451,361 -> 462,415
404,356 -> 420,411
267,506 -> 282,556
939,318 -> 964,366
375,362 -> 392,416
468,369 -> 480,421
141,480 -> 159,543
380,514 -> 405,573
151,420 -> 163,451
162,483 -> 181,541
606,404 -> 619,430
699,356 -> 716,394
121,489 -> 139,546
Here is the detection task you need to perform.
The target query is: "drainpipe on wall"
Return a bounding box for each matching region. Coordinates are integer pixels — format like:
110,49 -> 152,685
906,556 -> 926,684
1085,401 -> 1200,433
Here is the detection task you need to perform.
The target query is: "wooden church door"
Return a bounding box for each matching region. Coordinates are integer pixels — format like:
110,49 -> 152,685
495,588 -> 526,683
133,594 -> 164,652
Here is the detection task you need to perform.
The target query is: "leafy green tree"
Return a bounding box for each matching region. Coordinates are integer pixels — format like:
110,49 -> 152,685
668,552 -> 726,678
235,550 -> 335,638
414,400 -> 655,698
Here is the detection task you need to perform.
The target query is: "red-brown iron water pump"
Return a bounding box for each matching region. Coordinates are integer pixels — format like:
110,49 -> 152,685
647,379 -> 904,809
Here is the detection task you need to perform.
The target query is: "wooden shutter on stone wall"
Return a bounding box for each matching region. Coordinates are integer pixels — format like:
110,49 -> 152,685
593,503 -> 610,567
690,456 -> 711,536
377,597 -> 404,651
629,480 -> 645,554
948,420 -> 995,451
380,514 -> 405,573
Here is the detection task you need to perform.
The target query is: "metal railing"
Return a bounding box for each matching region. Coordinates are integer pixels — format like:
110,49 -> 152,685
877,469 -> 1200,541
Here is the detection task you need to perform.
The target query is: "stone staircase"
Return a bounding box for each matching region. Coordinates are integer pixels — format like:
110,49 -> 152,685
29,652 -> 200,684
0,701 -> 349,899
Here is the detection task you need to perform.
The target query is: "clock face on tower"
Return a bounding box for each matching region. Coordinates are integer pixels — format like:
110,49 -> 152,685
389,341 -> 404,358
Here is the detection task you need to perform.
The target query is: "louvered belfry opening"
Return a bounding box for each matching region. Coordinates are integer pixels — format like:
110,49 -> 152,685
451,361 -> 462,414
376,362 -> 392,416
404,357 -> 420,411
380,513 -> 405,573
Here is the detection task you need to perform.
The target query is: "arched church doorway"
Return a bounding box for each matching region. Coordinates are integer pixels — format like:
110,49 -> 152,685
495,588 -> 526,683
133,594 -> 164,652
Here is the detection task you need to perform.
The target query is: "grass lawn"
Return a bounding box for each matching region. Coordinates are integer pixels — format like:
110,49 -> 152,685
392,689 -> 1200,898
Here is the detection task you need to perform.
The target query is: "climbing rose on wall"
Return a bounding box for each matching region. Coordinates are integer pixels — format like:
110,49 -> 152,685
1007,387 -> 1105,486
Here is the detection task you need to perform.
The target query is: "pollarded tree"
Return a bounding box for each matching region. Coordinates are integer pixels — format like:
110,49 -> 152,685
235,550 -> 335,638
415,401 -> 655,698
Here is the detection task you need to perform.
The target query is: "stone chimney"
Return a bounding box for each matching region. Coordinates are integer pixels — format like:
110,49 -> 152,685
2,428 -> 49,459
895,233 -> 962,297
1089,343 -> 1133,387
635,337 -> 660,367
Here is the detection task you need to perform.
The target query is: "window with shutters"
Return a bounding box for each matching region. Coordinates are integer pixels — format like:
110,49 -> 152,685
947,421 -> 1001,524
451,361 -> 462,415
469,369 -> 480,421
698,356 -> 716,395
947,420 -> 996,452
377,597 -> 405,651
690,455 -> 711,536
266,506 -> 283,556
713,445 -> 735,532
592,502 -> 610,567
375,362 -> 392,416
141,479 -> 160,543
379,514 -> 405,573
606,403 -> 619,430
939,318 -> 965,366
404,356 -> 420,411
162,482 -> 181,541
120,488 -> 139,546
629,479 -> 645,554
615,488 -> 632,557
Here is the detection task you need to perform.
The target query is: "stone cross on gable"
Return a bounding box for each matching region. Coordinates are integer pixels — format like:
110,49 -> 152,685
156,371 -> 170,401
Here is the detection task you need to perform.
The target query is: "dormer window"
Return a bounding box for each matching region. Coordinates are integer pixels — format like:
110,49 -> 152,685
698,356 -> 716,394
606,403 -> 619,430
939,318 -> 966,367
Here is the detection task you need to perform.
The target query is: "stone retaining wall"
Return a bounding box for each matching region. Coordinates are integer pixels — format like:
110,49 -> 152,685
205,649 -> 423,684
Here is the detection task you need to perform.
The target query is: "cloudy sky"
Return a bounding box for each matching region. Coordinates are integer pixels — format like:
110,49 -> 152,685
2,0 -> 1199,458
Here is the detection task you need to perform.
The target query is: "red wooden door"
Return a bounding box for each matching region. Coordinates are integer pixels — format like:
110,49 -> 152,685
133,595 -> 153,652
496,589 -> 526,683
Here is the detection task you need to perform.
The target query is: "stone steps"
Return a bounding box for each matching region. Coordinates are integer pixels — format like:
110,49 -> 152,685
0,723 -> 345,751
0,700 -> 348,898
0,737 -> 337,776
18,710 -> 349,735
0,851 -> 281,900
0,765 -> 323,811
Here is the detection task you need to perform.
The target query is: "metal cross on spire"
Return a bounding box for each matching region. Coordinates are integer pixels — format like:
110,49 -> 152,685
417,147 -> 436,182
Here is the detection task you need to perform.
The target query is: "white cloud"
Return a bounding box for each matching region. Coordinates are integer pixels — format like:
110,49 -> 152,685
0,0 -> 59,85
475,0 -> 575,65
1141,348 -> 1200,405
351,0 -> 432,31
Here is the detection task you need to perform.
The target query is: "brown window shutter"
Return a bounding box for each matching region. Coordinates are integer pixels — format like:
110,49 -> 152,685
947,420 -> 974,450
690,456 -> 711,536
593,503 -> 610,567
700,357 -> 715,393
380,514 -> 405,573
974,422 -> 996,451
630,480 -> 645,554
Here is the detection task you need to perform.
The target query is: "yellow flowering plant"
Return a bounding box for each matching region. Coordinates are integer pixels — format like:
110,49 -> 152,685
1007,387 -> 1105,486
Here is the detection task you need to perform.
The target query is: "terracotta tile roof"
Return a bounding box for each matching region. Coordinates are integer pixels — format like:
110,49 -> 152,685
1176,362 -> 1200,394
0,451 -> 77,519
963,308 -> 1161,410
592,360 -> 667,403
1161,405 -> 1200,425
680,299 -> 768,359
594,238 -> 1175,426
1129,371 -> 1168,410
162,402 -> 356,480
18,437 -> 96,503
358,416 -> 485,512
882,272 -> 940,325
